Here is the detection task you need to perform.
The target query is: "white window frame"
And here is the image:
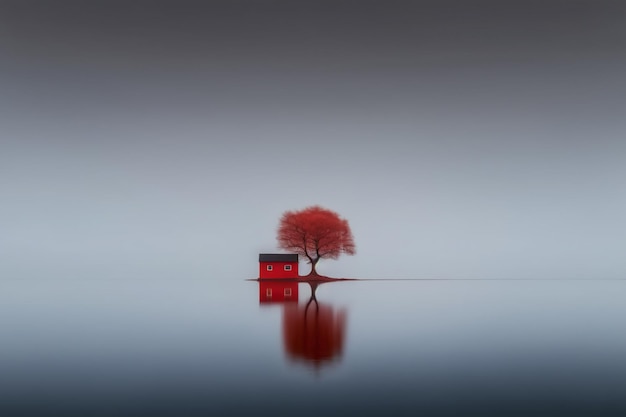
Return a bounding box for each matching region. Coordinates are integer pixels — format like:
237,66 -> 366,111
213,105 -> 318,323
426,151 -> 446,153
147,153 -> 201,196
266,265 -> 273,271
266,288 -> 272,297
284,265 -> 292,271
284,288 -> 292,296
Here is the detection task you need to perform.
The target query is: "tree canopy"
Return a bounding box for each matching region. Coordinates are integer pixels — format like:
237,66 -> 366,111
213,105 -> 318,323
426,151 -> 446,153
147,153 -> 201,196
277,206 -> 355,276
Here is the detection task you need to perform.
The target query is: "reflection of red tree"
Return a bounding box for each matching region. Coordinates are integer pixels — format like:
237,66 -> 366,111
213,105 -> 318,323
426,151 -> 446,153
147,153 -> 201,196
282,284 -> 346,368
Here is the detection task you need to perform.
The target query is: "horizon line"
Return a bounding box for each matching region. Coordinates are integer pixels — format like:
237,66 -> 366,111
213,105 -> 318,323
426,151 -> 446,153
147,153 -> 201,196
249,277 -> 626,281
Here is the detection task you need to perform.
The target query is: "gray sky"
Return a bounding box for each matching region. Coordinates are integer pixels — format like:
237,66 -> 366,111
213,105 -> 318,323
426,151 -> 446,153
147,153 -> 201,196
1,1 -> 625,280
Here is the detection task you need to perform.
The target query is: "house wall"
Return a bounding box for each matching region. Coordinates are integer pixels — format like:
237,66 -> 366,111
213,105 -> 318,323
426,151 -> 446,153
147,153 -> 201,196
259,281 -> 299,304
259,261 -> 299,279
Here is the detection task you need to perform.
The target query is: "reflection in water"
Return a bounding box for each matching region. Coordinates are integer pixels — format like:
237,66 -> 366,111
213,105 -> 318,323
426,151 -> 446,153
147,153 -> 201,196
258,281 -> 347,370
259,281 -> 299,304
283,283 -> 347,369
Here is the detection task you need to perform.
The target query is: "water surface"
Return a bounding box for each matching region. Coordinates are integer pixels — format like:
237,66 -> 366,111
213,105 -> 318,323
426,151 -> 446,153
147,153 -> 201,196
1,277 -> 624,416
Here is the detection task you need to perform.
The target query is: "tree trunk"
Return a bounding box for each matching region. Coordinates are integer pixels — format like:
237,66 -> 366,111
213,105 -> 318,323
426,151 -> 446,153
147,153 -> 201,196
309,257 -> 320,276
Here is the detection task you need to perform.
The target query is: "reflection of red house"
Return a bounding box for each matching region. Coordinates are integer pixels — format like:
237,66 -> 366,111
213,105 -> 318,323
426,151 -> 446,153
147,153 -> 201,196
259,253 -> 299,279
259,282 -> 299,304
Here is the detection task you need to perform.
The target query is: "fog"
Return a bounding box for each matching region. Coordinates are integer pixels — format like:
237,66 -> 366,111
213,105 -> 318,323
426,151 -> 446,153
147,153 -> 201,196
1,1 -> 625,280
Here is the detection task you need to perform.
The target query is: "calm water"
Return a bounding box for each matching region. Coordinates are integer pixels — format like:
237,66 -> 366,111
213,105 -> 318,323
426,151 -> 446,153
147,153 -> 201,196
1,277 -> 625,416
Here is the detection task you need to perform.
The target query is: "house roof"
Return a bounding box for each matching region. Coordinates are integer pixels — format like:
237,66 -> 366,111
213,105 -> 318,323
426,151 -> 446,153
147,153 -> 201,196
259,253 -> 299,262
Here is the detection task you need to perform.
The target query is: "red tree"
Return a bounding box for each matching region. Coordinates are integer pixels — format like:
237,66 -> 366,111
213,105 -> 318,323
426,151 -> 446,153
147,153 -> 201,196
277,206 -> 355,276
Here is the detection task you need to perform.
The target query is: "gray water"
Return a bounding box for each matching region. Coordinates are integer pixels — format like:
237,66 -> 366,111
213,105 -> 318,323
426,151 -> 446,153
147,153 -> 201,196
1,276 -> 624,416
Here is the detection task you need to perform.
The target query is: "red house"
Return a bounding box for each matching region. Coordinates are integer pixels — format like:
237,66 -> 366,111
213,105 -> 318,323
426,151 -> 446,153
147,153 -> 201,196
259,253 -> 299,279
259,281 -> 299,304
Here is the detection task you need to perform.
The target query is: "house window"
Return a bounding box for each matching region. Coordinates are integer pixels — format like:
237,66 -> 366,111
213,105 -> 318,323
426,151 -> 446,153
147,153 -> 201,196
284,288 -> 292,296
266,265 -> 273,271
284,265 -> 292,271
266,288 -> 272,297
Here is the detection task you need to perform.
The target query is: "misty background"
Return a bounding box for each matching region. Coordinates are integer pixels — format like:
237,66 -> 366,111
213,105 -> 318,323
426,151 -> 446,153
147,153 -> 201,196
1,1 -> 625,280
